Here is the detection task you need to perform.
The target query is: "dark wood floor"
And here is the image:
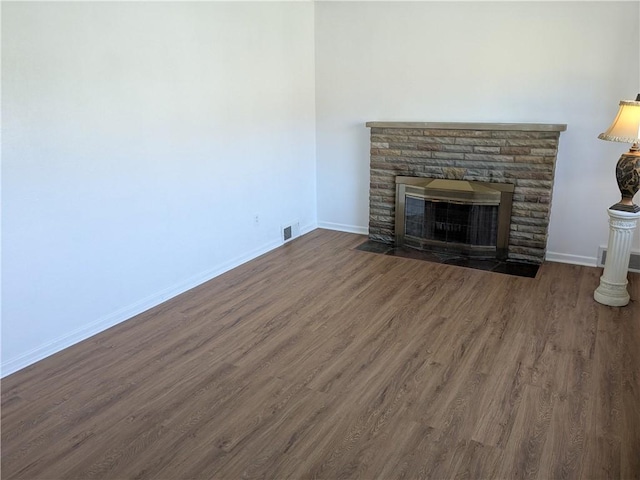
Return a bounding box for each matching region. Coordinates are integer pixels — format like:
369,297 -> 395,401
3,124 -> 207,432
2,229 -> 640,479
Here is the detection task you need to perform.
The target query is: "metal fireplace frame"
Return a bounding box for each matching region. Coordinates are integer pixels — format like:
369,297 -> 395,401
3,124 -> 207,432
395,176 -> 515,259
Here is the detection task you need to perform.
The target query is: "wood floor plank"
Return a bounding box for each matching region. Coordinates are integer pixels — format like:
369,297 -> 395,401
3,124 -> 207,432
495,384 -> 555,479
2,229 -> 640,479
451,439 -> 502,480
536,392 -> 589,480
470,332 -> 529,448
580,435 -> 622,479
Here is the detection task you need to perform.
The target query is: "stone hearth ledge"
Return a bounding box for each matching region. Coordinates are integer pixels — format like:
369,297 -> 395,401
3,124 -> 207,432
365,122 -> 567,132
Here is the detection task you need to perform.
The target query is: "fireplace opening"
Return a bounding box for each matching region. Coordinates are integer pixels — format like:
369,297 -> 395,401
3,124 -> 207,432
396,177 -> 514,259
405,197 -> 499,245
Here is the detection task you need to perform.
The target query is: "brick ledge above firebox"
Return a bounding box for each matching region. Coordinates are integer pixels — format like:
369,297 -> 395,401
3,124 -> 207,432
366,121 -> 568,264
366,121 -> 567,132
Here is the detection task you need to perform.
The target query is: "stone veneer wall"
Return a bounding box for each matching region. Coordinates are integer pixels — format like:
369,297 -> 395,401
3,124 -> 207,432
366,122 -> 567,264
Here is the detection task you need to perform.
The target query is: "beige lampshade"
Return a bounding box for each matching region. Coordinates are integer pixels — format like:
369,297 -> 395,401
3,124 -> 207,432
598,98 -> 640,143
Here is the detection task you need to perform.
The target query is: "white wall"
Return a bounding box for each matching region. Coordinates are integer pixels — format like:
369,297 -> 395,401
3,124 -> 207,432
315,1 -> 640,263
1,2 -> 317,375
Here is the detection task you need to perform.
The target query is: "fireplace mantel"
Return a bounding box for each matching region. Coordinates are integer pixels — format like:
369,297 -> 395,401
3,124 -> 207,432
366,122 -> 567,132
366,121 -> 567,264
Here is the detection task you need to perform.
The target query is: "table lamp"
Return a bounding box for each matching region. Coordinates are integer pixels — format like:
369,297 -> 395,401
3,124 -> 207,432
594,94 -> 640,307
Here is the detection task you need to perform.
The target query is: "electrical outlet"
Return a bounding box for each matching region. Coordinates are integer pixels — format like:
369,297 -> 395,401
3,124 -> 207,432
254,214 -> 259,225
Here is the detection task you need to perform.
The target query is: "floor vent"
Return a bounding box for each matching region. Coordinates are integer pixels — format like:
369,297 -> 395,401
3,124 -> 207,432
282,221 -> 300,243
598,247 -> 640,273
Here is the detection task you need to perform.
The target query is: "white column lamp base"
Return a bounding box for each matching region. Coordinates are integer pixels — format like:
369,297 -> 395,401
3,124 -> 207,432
594,208 -> 640,307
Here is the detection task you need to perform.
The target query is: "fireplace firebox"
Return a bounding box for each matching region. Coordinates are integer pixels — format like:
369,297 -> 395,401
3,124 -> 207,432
395,177 -> 514,259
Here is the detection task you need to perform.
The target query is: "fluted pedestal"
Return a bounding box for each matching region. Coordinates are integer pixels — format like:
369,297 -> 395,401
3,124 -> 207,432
594,209 -> 640,306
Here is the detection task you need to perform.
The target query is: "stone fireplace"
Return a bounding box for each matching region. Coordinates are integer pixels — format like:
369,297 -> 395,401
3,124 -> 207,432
366,122 -> 567,264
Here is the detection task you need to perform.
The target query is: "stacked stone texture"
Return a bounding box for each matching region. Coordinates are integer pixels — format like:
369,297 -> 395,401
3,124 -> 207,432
368,125 -> 562,264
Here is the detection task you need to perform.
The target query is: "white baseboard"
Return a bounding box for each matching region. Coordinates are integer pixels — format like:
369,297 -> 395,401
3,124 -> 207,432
1,238 -> 285,378
317,221 -> 368,235
546,249 -> 640,274
545,251 -> 597,268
